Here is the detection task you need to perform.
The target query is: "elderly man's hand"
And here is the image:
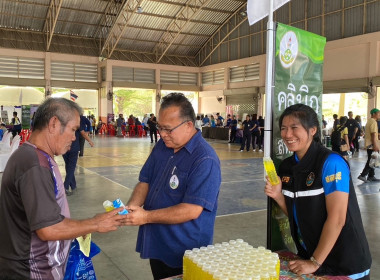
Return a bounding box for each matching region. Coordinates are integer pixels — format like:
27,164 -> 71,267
92,208 -> 128,233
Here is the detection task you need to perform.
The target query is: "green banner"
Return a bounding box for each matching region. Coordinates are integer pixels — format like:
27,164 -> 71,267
270,23 -> 326,251
21,105 -> 31,130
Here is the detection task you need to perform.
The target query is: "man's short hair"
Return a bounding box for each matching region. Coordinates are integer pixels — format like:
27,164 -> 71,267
33,98 -> 82,132
160,92 -> 196,123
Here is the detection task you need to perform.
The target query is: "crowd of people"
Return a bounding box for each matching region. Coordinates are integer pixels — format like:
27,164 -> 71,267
106,113 -> 157,141
0,96 -> 373,280
199,113 -> 265,149
327,110 -> 380,183
104,112 -> 266,151
328,111 -> 364,157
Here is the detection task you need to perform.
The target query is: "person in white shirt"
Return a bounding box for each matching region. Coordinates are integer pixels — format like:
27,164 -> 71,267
195,116 -> 203,130
142,114 -> 149,136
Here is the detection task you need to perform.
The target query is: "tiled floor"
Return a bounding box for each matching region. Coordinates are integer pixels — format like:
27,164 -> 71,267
2,135 -> 379,279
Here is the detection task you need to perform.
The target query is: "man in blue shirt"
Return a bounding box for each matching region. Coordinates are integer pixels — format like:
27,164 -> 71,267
79,115 -> 91,157
225,114 -> 232,128
62,114 -> 94,196
202,114 -> 210,126
216,112 -> 224,124
125,93 -> 221,280
228,115 -> 238,143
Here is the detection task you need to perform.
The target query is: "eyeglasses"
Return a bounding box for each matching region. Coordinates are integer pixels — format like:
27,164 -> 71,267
157,120 -> 190,134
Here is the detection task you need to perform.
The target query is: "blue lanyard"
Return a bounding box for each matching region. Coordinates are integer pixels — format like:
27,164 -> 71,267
39,150 -> 59,197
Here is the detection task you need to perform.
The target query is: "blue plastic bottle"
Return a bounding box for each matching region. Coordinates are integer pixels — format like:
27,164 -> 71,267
113,198 -> 129,215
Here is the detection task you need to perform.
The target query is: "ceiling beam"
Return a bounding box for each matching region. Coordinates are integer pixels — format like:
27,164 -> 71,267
43,0 -> 63,51
120,36 -> 200,48
126,24 -> 210,38
111,49 -> 197,66
196,3 -> 247,66
148,0 -> 231,15
128,10 -> 220,26
92,0 -> 126,40
2,0 -> 111,17
154,0 -> 212,64
100,0 -> 144,58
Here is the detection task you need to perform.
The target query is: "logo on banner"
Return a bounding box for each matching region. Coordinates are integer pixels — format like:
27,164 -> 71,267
280,31 -> 298,68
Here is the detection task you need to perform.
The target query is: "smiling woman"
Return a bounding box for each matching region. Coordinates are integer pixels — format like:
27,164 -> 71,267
265,104 -> 371,279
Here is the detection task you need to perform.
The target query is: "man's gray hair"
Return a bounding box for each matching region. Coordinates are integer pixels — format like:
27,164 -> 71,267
33,98 -> 83,132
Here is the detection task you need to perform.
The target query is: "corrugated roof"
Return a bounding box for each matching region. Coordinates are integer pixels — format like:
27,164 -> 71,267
1,0 -> 379,66
0,0 -> 242,62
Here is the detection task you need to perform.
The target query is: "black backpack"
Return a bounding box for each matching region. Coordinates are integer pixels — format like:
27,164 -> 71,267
331,126 -> 345,147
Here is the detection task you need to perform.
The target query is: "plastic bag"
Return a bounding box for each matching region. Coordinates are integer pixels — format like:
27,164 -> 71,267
358,138 -> 365,149
369,151 -> 380,168
64,238 -> 101,280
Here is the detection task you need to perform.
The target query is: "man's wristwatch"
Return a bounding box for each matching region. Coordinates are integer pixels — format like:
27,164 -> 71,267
310,256 -> 322,267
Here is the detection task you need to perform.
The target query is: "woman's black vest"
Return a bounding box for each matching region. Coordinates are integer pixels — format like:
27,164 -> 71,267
279,141 -> 371,276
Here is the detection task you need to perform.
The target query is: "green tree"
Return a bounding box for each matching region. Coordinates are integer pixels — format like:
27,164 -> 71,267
113,88 -> 153,118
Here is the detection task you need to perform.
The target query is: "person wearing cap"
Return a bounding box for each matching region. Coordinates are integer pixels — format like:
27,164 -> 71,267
358,108 -> 380,182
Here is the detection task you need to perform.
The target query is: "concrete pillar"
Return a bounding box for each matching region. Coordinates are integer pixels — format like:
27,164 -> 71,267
338,93 -> 345,117
98,62 -> 114,122
257,90 -> 265,117
368,90 -> 377,116
155,69 -> 161,115
155,85 -> 161,115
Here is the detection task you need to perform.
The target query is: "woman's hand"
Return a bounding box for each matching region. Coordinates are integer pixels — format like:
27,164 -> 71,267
265,176 -> 288,216
264,176 -> 282,201
288,259 -> 319,276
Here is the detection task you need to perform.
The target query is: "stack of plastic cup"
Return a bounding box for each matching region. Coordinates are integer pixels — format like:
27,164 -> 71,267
183,239 -> 280,280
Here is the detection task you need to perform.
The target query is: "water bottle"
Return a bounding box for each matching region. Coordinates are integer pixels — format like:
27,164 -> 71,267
263,157 -> 280,185
103,200 -> 115,212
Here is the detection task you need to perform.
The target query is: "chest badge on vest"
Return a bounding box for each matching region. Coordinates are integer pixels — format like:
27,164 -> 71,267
282,176 -> 290,183
169,175 -> 179,189
306,172 -> 315,187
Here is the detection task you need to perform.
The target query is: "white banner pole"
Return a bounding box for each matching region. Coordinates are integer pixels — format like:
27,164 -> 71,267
264,0 -> 275,159
265,0 -> 275,250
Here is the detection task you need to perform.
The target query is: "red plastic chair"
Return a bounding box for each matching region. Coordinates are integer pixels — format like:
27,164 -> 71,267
129,125 -> 136,136
99,124 -> 107,135
26,130 -> 31,141
137,125 -> 145,137
19,130 -> 26,145
19,129 -> 30,145
108,124 -> 116,136
121,125 -> 128,137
